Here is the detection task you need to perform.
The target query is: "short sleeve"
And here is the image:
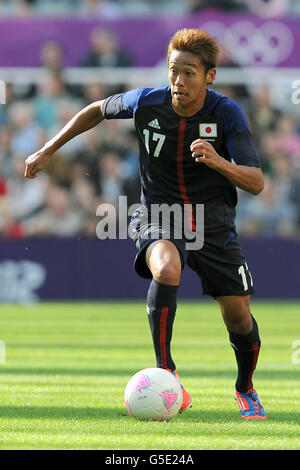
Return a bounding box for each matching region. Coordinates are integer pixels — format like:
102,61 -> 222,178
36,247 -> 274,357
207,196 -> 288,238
102,88 -> 143,120
223,100 -> 261,167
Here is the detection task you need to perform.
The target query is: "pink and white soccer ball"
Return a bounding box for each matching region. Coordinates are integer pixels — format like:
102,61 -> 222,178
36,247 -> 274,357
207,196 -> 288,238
124,367 -> 183,421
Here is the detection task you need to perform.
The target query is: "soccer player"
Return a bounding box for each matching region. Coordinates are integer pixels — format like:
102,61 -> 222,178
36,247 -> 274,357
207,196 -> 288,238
24,29 -> 266,419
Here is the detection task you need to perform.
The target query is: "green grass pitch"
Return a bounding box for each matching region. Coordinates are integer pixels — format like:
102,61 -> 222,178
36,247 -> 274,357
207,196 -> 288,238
0,301 -> 299,450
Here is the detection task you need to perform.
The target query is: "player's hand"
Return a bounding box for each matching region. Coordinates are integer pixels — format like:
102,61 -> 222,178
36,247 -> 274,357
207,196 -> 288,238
24,149 -> 52,179
190,139 -> 221,170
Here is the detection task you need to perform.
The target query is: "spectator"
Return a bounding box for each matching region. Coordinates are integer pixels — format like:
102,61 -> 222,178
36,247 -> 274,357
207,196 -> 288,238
33,72 -> 73,130
70,161 -> 99,214
237,176 -> 297,238
74,127 -> 103,189
79,0 -> 124,18
0,127 -> 14,178
0,84 -> 15,126
0,0 -> 36,16
275,114 -> 300,164
242,0 -> 290,18
258,131 -> 279,175
83,83 -> 108,106
47,98 -> 85,161
0,211 -> 25,239
9,101 -> 42,157
5,157 -> 49,221
249,86 -> 281,141
98,151 -> 124,204
0,176 -> 7,198
80,27 -> 132,67
290,169 -> 300,232
186,0 -> 248,12
39,40 -> 66,73
35,0 -> 79,15
23,183 -> 85,236
122,130 -> 140,180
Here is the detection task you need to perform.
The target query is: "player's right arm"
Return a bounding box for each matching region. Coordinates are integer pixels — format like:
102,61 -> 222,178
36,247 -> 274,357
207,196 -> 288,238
24,100 -> 105,179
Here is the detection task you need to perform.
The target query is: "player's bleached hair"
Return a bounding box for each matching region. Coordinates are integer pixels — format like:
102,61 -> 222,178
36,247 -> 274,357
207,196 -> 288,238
167,28 -> 219,72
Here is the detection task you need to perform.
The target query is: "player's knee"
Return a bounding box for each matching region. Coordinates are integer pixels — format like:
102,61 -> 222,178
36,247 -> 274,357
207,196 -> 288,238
226,314 -> 252,334
151,261 -> 181,285
220,298 -> 252,334
225,309 -> 252,334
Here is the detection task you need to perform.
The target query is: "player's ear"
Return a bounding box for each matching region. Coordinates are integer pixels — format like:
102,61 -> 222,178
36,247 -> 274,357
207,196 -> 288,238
206,68 -> 216,85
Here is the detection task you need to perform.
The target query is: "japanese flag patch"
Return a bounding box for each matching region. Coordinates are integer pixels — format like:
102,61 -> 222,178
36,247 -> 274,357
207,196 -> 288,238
199,123 -> 217,138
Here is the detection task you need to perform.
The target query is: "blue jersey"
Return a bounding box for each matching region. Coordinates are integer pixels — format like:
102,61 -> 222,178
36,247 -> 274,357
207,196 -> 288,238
102,86 -> 260,219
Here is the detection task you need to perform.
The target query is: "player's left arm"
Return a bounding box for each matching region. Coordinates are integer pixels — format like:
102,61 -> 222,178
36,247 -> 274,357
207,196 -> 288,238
190,139 -> 264,196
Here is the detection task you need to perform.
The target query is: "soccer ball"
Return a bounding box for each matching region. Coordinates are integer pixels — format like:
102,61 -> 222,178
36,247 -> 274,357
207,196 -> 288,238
124,367 -> 183,421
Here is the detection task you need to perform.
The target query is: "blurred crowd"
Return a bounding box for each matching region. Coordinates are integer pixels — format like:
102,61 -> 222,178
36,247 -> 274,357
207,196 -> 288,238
0,3 -> 300,240
0,0 -> 300,17
0,63 -> 299,240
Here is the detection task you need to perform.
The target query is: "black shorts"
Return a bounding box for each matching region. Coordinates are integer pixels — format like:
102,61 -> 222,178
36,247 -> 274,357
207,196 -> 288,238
129,205 -> 255,298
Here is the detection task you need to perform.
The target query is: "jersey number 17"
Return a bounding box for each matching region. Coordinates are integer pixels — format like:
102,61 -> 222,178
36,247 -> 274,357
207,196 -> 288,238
143,129 -> 166,158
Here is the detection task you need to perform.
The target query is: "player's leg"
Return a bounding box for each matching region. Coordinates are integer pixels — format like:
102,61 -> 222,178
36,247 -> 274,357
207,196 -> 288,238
145,239 -> 192,411
216,294 -> 266,419
216,295 -> 260,393
130,208 -> 181,370
145,239 -> 181,372
187,243 -> 266,418
129,206 -> 191,411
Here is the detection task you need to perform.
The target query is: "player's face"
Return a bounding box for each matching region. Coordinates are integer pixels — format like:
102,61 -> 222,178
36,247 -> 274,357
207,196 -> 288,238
168,49 -> 215,116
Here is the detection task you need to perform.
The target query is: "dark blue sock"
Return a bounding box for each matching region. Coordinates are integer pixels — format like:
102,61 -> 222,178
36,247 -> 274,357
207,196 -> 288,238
229,315 -> 261,393
146,279 -> 179,371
